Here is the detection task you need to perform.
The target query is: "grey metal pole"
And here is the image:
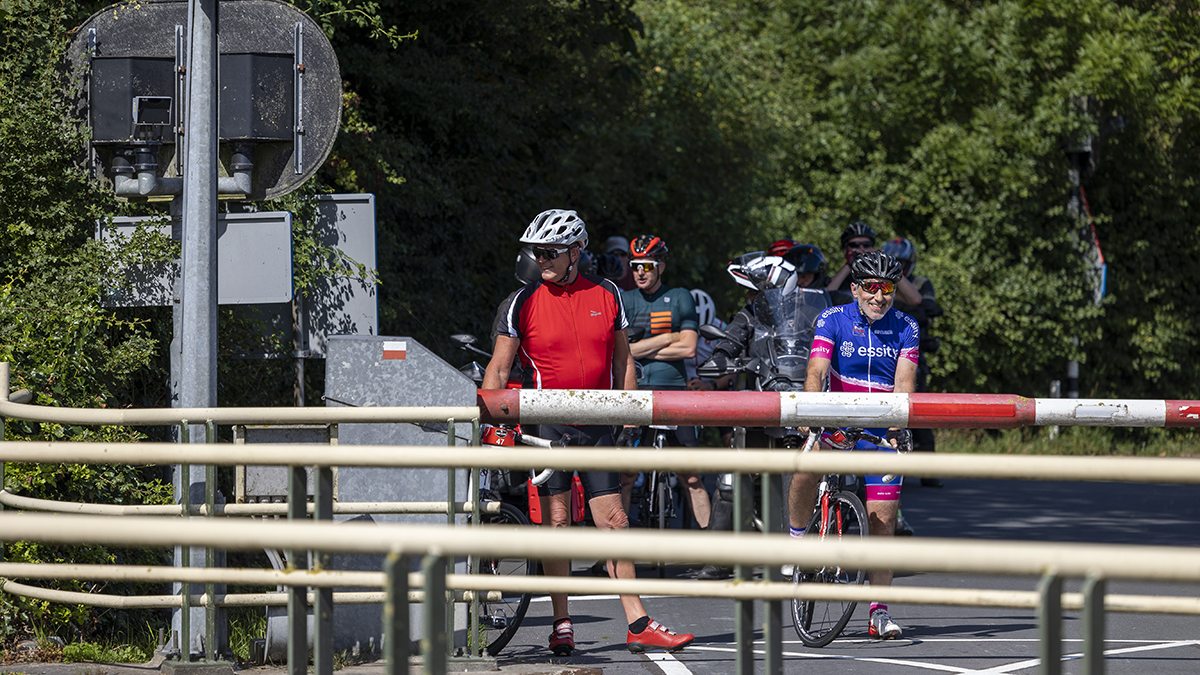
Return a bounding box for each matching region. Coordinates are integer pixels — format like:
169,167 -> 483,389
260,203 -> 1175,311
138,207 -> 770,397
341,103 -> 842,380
180,0 -> 219,416
176,0 -> 220,659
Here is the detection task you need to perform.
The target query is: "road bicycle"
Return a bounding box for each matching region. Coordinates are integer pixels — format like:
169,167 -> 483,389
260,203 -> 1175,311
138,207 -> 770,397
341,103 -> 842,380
789,428 -> 884,648
629,425 -> 683,531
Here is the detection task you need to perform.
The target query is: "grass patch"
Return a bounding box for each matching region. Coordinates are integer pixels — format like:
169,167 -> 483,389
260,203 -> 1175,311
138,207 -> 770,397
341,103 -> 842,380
937,426 -> 1200,456
62,642 -> 150,664
228,606 -> 266,664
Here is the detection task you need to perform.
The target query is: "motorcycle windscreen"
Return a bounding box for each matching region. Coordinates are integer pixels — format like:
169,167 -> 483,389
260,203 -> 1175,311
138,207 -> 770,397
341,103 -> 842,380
753,288 -> 831,384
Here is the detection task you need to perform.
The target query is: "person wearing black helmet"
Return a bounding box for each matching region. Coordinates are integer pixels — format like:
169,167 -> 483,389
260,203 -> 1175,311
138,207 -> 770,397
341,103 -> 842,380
827,222 -> 922,305
882,237 -> 945,488
795,249 -> 920,640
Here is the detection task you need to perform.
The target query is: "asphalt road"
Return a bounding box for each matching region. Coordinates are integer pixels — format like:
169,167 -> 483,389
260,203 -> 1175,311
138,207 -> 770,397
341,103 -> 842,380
494,474 -> 1200,674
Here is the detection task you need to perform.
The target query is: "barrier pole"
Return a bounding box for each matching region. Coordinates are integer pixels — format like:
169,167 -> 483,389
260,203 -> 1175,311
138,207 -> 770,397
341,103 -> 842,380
287,465 -> 307,675
1082,576 -> 1106,675
1038,572 -> 1063,675
314,465 -> 334,675
422,554 -> 447,675
733,472 -> 754,675
384,552 -> 410,675
762,472 -> 783,675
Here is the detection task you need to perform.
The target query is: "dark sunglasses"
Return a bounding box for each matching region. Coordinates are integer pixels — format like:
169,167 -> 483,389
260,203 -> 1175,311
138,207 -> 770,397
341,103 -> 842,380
846,240 -> 874,250
630,261 -> 660,272
532,246 -> 569,261
856,280 -> 895,295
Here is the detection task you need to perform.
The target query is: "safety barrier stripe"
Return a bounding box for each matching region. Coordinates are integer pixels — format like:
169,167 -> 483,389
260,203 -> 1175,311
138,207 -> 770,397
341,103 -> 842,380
477,390 -> 1200,428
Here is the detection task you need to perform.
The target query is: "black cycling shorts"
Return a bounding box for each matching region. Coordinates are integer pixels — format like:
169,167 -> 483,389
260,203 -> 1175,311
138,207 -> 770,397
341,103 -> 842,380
528,424 -> 622,498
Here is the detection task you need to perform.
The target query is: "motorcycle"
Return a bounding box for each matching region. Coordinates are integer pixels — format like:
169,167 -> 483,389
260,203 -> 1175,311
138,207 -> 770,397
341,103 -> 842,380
698,286 -> 831,448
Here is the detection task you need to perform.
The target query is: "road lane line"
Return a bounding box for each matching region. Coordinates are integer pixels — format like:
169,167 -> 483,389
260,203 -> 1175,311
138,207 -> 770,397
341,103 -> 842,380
961,639 -> 1200,674
645,651 -> 693,675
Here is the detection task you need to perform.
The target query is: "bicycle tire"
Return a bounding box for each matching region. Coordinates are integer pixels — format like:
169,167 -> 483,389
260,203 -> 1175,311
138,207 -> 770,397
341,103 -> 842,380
476,502 -> 536,656
791,490 -> 868,647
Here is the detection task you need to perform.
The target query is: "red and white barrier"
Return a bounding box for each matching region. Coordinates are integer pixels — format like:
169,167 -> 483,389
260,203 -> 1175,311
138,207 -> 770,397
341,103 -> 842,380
476,390 -> 1200,428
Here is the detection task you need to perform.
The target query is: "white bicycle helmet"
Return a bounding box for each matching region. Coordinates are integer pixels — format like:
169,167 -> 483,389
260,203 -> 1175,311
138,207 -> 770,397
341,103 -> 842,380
520,209 -> 588,249
744,255 -> 798,295
690,289 -> 717,326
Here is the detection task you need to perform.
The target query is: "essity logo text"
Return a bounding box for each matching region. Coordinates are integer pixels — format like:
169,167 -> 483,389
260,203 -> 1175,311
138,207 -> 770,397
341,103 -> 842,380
858,345 -> 899,359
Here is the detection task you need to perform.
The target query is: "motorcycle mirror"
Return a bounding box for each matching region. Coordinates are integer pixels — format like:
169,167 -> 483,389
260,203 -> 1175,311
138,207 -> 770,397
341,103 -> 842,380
698,323 -> 727,341
459,361 -> 486,383
450,334 -> 479,349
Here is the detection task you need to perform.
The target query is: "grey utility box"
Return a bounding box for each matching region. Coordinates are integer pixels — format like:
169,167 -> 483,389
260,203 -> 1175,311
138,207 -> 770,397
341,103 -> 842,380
317,335 -> 476,654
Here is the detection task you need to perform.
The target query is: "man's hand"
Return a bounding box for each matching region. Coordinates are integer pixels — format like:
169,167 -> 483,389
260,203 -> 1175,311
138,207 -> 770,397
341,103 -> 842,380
616,426 -> 641,447
885,428 -> 913,453
687,378 -> 714,391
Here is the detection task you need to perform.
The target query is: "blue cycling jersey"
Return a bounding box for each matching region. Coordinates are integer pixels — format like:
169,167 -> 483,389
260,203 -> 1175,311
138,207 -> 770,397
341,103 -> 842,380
810,303 -> 919,393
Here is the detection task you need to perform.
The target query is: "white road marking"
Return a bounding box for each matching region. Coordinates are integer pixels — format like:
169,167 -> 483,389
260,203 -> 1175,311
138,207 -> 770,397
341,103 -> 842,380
645,651 -> 694,675
963,639 -> 1200,674
684,639 -> 1200,674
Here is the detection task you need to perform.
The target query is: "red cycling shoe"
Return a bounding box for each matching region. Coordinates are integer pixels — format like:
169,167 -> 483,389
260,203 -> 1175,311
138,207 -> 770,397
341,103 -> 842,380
548,620 -> 575,656
626,619 -> 694,653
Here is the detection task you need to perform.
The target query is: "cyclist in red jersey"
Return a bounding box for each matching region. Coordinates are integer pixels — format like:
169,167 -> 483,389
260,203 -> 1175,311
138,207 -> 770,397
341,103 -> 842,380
483,209 -> 695,656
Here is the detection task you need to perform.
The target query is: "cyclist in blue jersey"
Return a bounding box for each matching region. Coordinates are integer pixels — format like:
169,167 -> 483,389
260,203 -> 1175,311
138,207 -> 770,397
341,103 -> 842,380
794,249 -> 918,640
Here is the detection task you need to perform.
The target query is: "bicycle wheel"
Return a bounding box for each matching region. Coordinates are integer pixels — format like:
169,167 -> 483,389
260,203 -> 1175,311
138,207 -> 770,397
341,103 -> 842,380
791,490 -> 868,647
476,502 -> 536,656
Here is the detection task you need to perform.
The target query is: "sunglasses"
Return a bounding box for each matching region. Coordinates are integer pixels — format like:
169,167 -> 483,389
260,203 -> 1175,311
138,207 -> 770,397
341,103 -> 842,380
846,240 -> 874,250
532,246 -> 569,261
630,261 -> 660,272
856,280 -> 895,295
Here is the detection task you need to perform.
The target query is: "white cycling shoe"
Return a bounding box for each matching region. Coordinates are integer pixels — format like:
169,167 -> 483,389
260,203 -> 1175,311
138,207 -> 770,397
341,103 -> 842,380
868,608 -> 902,639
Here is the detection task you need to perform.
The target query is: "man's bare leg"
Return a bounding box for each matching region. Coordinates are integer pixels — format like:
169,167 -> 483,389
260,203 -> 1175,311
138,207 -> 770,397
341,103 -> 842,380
539,492 -> 573,620
589,492 -> 648,622
866,499 -> 897,587
789,471 -> 820,532
679,472 -> 711,528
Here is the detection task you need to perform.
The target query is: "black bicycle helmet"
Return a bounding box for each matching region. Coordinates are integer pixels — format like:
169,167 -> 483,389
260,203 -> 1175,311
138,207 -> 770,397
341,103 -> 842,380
630,234 -> 669,261
515,245 -> 540,285
850,250 -> 904,282
881,237 -> 916,277
840,221 -> 876,249
782,243 -> 827,281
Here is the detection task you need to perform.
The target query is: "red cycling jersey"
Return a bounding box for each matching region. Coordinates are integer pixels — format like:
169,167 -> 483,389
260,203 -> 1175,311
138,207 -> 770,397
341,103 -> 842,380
498,274 -> 629,389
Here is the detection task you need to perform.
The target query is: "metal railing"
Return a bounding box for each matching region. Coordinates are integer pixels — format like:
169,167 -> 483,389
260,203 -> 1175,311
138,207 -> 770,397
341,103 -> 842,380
2,362 -> 1199,675
1,442 -> 1199,674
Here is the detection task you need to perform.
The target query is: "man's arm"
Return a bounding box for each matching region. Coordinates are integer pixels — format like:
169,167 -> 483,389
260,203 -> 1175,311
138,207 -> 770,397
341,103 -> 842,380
629,332 -> 679,360
804,356 -> 830,393
653,329 -> 697,360
893,357 -> 917,394
482,335 -> 520,390
612,329 -> 637,390
827,264 -> 850,290
896,276 -> 922,306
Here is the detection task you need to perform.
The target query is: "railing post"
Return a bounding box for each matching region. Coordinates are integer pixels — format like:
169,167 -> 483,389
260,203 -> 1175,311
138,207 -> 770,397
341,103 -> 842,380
733,472 -> 755,675
1037,572 -> 1063,675
762,472 -> 783,675
384,552 -> 410,675
1082,575 -> 1106,675
179,421 -> 191,660
422,553 -> 448,675
204,420 -> 217,662
287,465 -> 308,675
468,417 -> 481,655
313,465 -> 334,675
445,418 -> 456,656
